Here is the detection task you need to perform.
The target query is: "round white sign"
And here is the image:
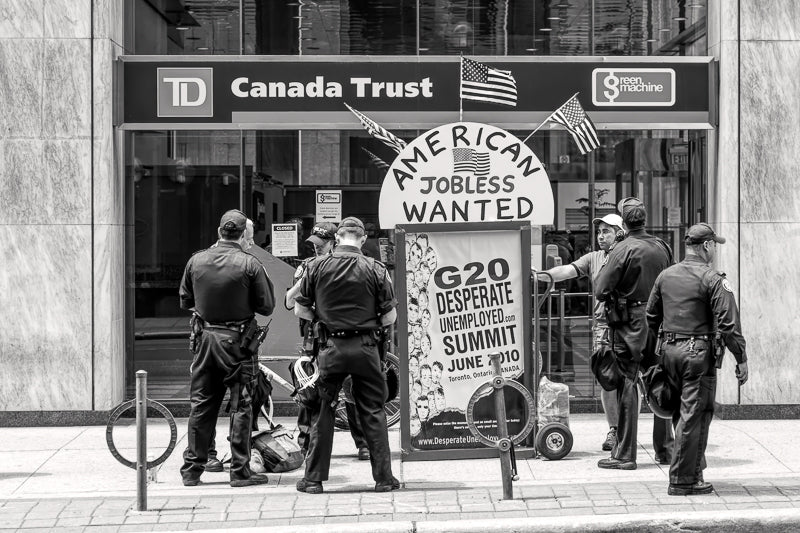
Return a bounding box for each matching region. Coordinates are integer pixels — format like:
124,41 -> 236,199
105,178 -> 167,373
379,122 -> 554,227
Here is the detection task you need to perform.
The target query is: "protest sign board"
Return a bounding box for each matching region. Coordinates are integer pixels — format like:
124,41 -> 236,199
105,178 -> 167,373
397,222 -> 534,461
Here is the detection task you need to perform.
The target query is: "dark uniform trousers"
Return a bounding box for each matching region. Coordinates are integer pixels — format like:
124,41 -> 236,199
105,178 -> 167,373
662,338 -> 716,485
297,394 -> 367,454
305,335 -> 392,484
611,307 -> 673,463
181,328 -> 256,482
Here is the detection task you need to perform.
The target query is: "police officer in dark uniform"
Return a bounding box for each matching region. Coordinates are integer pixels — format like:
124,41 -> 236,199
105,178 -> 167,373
286,222 -> 371,460
594,198 -> 673,470
647,223 -> 748,495
179,209 -> 275,487
293,216 -> 399,494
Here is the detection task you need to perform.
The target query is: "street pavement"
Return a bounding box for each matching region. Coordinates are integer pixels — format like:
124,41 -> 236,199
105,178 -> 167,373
3,414 -> 800,532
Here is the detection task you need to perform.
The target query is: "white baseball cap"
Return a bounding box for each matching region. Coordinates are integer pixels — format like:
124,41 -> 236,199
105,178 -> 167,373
592,213 -> 623,230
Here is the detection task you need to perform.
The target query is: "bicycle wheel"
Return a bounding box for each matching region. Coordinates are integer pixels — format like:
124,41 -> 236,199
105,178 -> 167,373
334,353 -> 401,430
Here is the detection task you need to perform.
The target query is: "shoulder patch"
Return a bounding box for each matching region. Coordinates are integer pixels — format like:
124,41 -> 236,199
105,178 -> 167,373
722,279 -> 734,292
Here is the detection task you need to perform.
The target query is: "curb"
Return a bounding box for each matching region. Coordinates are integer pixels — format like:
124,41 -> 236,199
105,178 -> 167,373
174,508 -> 800,533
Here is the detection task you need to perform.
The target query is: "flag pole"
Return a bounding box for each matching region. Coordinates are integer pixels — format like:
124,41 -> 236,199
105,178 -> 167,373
459,55 -> 464,122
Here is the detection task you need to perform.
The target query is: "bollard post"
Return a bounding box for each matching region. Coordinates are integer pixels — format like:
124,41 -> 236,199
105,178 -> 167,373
135,370 -> 148,511
488,352 -> 515,500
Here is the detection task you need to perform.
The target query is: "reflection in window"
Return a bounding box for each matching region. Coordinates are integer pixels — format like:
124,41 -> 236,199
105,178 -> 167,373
128,0 -> 707,57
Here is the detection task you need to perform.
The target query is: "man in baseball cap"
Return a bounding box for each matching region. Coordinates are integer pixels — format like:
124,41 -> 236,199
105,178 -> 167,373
306,222 -> 338,249
219,209 -> 247,238
684,223 -> 726,245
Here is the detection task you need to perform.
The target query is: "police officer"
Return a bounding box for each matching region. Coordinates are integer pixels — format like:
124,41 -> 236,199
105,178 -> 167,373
594,198 -> 672,470
286,222 -> 371,461
293,216 -> 399,494
179,209 -> 275,487
646,223 -> 748,495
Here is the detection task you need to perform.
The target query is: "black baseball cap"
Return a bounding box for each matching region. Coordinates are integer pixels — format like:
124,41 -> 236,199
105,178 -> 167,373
685,223 -> 726,244
219,209 -> 247,232
306,222 -> 338,246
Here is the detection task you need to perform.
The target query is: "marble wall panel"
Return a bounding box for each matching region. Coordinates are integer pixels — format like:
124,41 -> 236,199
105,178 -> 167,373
714,40 -> 740,226
707,0 -> 739,48
741,0 -> 800,41
0,40 -> 43,138
93,224 -> 125,410
0,225 -> 92,411
0,0 -> 44,39
736,222 -> 800,404
93,40 -> 124,226
93,0 -> 125,47
42,39 -> 91,139
739,42 -> 800,224
0,140 -> 45,223
0,139 -> 91,224
44,0 -> 91,38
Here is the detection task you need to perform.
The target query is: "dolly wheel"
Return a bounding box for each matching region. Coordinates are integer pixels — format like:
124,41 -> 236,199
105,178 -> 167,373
536,423 -> 573,460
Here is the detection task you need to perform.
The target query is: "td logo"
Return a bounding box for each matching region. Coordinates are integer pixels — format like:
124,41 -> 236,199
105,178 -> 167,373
157,68 -> 214,117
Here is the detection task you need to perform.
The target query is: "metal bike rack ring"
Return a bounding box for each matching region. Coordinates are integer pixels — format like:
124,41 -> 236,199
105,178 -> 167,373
106,399 -> 178,470
465,379 -> 537,448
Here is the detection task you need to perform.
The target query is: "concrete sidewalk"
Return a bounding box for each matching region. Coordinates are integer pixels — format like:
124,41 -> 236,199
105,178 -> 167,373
2,414 -> 800,531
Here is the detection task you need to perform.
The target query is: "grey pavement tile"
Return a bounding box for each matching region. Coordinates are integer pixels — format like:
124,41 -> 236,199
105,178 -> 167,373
758,502 -> 794,509
0,521 -> 22,529
83,526 -> 122,533
59,509 -> 94,518
224,511 -> 261,521
527,509 -> 566,518
255,519 -> 292,527
258,509 -> 294,519
390,513 -> 429,521
692,503 -> 730,511
719,495 -> 759,503
624,505 -> 666,513
492,510 -> 528,519
191,512 -> 227,522
15,529 -> 63,533
20,518 -> 58,528
591,499 -> 627,507
292,507 -> 328,517
593,506 -> 629,515
157,513 -> 195,523
124,513 -> 158,524
358,514 -> 393,522
526,500 -> 560,510
558,508 -> 596,516
425,513 -> 464,521
119,525 -> 155,532
558,499 -> 593,508
90,515 -> 127,525
755,494 -> 791,502
457,503 -> 494,512
324,516 -> 358,523
188,520 -> 257,530
426,505 -> 462,513
362,506 -> 395,515
290,517 -> 326,525
493,499 -> 527,509
323,506 -> 361,516
151,523 -> 189,531
56,517 -> 92,527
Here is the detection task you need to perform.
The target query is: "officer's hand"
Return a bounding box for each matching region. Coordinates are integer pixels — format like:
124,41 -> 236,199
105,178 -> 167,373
735,362 -> 748,386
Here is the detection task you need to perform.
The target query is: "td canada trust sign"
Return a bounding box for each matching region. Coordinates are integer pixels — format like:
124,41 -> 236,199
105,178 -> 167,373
135,59 -> 710,124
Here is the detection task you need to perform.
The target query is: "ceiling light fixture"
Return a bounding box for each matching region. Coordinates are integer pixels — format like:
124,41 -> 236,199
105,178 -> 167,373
539,28 -> 553,32
673,16 -> 687,21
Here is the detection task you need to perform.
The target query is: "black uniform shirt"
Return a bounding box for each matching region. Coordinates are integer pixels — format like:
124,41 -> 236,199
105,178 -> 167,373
296,244 -> 396,331
179,241 -> 275,323
594,228 -> 673,304
646,256 -> 747,363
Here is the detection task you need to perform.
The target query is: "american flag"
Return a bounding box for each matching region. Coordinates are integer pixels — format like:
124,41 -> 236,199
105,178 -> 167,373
345,103 -> 407,154
361,147 -> 390,170
452,147 -> 491,177
460,57 -> 517,107
550,94 -> 600,154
